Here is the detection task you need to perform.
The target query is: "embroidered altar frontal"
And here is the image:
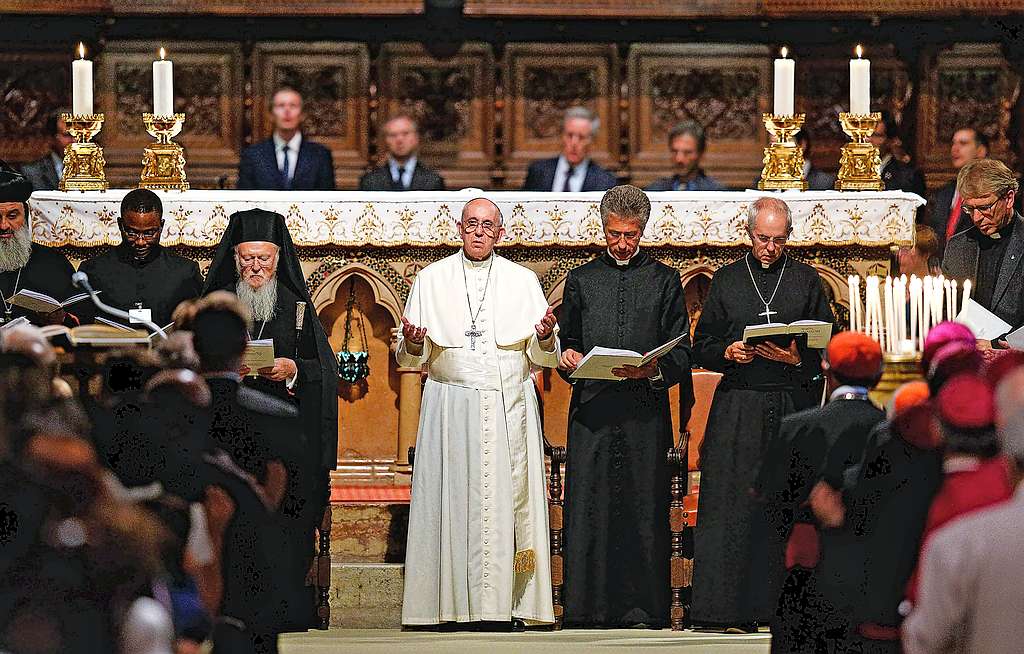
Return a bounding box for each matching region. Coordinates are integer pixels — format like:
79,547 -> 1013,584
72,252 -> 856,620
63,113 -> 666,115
29,189 -> 921,482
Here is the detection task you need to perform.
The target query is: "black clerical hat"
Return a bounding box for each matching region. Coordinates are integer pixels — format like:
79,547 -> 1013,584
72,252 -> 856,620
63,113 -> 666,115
0,161 -> 32,203
227,208 -> 287,247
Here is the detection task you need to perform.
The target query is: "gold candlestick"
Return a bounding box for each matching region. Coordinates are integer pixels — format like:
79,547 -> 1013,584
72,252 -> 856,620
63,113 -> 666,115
758,113 -> 807,191
139,113 -> 189,191
59,113 -> 109,192
836,112 -> 883,191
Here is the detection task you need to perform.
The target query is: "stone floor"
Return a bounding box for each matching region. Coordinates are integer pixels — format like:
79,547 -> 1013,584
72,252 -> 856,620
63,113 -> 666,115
280,628 -> 771,653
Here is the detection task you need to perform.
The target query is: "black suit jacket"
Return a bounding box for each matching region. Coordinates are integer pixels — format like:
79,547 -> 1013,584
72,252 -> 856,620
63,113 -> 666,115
881,157 -> 927,198
645,171 -> 725,191
237,136 -> 335,191
19,154 -> 60,191
928,180 -> 960,253
358,161 -> 445,191
522,157 -> 617,192
941,214 -> 1024,335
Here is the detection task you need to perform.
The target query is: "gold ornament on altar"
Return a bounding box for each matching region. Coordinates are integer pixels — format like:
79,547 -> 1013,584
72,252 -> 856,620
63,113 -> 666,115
836,112 -> 883,191
758,113 -> 807,191
59,113 -> 109,192
139,113 -> 189,191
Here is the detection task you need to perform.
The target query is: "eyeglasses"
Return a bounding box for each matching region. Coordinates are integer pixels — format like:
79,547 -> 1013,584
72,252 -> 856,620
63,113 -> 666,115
123,227 -> 161,240
752,233 -> 788,246
605,229 -> 642,243
962,193 -> 1009,218
237,253 -> 275,267
461,220 -> 499,237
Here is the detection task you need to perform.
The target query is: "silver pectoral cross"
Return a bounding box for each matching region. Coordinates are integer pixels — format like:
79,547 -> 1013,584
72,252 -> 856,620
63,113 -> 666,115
760,304 -> 778,321
466,323 -> 483,351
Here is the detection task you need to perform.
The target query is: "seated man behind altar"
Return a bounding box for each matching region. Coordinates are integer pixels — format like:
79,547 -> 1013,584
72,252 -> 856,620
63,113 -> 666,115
646,120 -> 725,191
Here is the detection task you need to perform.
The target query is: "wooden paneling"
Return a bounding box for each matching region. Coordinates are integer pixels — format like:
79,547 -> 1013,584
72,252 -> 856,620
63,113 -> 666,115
98,41 -> 242,188
252,42 -> 370,189
0,50 -> 71,165
378,42 -> 495,190
628,43 -> 770,190
0,0 -> 421,14
503,43 -> 620,189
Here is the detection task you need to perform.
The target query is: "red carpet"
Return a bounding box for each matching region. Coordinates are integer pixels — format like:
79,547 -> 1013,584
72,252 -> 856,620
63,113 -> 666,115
331,485 -> 412,503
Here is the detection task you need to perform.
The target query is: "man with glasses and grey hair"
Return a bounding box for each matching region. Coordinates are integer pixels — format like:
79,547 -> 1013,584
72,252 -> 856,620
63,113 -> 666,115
690,195 -> 835,633
522,106 -> 617,192
942,158 -> 1024,350
558,184 -> 692,628
397,198 -> 558,630
646,120 -> 725,191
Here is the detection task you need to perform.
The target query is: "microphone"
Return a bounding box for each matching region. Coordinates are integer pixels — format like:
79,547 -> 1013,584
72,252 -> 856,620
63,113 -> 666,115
72,271 -> 168,341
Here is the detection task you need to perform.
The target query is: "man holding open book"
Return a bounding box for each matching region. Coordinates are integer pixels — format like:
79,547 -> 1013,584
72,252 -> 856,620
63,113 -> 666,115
557,184 -> 693,628
690,195 -> 835,633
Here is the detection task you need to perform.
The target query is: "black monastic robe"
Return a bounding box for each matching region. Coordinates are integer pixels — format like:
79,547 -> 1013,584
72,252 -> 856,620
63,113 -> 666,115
0,244 -> 76,323
560,250 -> 693,628
78,244 -> 204,327
690,252 -> 835,626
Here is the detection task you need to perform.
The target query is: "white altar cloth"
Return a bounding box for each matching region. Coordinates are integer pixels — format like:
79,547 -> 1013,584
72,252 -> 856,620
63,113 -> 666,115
28,189 -> 922,248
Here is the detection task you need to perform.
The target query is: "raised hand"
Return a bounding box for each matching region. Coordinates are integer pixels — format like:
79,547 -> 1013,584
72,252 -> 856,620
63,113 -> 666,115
401,316 -> 427,345
535,306 -> 557,340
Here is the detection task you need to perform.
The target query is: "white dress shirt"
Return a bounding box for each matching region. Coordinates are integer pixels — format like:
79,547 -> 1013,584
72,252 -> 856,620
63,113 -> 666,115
388,155 -> 417,189
273,131 -> 302,183
551,155 -> 590,192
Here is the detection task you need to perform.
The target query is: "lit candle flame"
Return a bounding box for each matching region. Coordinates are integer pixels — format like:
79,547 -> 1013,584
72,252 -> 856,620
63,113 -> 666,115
159,47 -> 166,60
856,44 -> 863,59
78,42 -> 86,59
781,46 -> 788,59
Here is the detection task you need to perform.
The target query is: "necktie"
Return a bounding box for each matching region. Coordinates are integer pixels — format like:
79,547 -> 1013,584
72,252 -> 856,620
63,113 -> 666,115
946,194 -> 963,241
395,166 -> 406,190
562,166 -> 575,192
280,146 -> 291,189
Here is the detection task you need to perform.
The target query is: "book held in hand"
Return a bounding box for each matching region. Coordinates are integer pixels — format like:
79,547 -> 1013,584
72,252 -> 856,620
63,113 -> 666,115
570,333 -> 687,381
244,339 -> 275,372
6,289 -> 97,314
955,298 -> 1012,341
742,320 -> 833,349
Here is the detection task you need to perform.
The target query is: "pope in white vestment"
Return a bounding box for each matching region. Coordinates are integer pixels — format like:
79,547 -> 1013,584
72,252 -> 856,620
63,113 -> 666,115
396,199 -> 558,627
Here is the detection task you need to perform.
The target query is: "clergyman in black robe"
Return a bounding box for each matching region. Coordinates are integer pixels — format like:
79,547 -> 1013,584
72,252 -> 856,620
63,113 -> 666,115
0,164 -> 78,326
78,188 -> 203,327
558,185 -> 694,628
203,209 -> 339,632
690,196 -> 835,630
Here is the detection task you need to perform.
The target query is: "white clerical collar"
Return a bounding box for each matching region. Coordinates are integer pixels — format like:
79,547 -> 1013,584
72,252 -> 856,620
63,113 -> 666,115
608,247 -> 640,266
943,455 -> 981,474
273,131 -> 302,152
830,385 -> 870,402
879,154 -> 892,172
461,251 -> 493,269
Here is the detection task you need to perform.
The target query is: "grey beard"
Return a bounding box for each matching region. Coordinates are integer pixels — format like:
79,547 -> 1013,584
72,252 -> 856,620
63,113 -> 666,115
0,224 -> 32,273
236,277 -> 278,324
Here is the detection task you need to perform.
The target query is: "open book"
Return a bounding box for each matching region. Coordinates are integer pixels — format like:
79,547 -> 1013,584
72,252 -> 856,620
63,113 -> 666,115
39,323 -> 152,346
742,320 -> 832,349
956,298 -> 1012,341
6,289 -> 97,314
95,316 -> 174,340
570,334 -> 686,381
244,339 -> 275,372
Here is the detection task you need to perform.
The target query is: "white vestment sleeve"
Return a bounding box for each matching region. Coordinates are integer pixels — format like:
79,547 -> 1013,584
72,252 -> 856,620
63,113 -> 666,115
526,331 -> 559,368
396,275 -> 433,368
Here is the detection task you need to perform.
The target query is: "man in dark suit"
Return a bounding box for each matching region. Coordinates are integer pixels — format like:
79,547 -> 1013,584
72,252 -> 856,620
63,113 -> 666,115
237,87 -> 335,191
646,120 -> 725,191
19,111 -> 74,191
942,158 -> 1024,350
358,114 -> 444,191
522,106 -> 617,192
928,128 -> 995,254
870,111 -> 927,198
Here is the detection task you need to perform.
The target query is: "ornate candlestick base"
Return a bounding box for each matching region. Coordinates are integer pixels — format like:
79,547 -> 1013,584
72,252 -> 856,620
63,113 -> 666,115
139,113 -> 189,191
758,113 -> 808,191
836,112 -> 883,191
59,113 -> 109,192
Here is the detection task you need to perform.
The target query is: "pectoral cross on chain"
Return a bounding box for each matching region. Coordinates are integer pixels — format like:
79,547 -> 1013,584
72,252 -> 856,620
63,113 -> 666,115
465,323 -> 483,351
760,304 -> 778,321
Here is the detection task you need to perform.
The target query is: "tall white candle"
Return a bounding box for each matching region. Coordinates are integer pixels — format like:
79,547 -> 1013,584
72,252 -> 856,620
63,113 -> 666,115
962,279 -> 971,311
933,277 -> 944,326
848,276 -> 857,331
923,276 -> 933,334
950,280 -> 958,319
774,47 -> 795,117
72,42 -> 93,116
909,276 -> 919,349
854,276 -> 864,333
884,276 -> 895,353
153,47 -> 174,116
850,45 -> 871,114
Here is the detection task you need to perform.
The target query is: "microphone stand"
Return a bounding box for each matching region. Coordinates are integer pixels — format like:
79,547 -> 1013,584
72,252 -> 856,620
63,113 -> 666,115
72,272 -> 168,341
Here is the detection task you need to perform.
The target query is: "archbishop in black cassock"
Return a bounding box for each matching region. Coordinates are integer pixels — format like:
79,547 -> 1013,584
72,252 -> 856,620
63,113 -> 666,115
559,185 -> 693,628
78,189 -> 203,327
0,163 -> 77,325
690,196 -> 835,630
203,208 -> 339,631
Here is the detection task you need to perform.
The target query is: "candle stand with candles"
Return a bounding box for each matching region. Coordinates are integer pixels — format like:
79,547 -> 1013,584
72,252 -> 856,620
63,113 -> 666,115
59,112 -> 109,192
139,113 -> 189,191
758,113 -> 808,190
836,112 -> 883,191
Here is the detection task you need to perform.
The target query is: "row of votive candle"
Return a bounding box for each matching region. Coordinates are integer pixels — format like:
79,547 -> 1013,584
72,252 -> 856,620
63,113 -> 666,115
847,274 -> 972,354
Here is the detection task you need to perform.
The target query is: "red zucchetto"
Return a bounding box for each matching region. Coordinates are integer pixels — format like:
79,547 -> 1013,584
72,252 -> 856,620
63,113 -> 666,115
827,331 -> 883,381
936,373 -> 995,430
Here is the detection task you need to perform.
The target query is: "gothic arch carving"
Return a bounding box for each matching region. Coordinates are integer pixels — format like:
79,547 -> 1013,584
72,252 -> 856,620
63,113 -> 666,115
309,260 -> 404,327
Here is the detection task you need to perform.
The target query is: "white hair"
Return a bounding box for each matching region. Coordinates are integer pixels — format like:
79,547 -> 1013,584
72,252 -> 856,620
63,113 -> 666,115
563,106 -> 600,135
0,222 -> 32,273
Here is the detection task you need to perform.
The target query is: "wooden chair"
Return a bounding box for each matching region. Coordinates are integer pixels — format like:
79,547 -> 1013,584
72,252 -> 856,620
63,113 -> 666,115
668,369 -> 722,630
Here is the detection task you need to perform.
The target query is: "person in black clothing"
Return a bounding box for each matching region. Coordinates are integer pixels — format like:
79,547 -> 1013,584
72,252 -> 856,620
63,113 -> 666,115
869,111 -> 927,198
78,188 -> 203,328
359,114 -> 445,191
753,331 -> 886,653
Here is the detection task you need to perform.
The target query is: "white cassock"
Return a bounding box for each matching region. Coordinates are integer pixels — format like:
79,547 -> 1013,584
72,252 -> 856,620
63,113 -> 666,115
397,251 -> 558,625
